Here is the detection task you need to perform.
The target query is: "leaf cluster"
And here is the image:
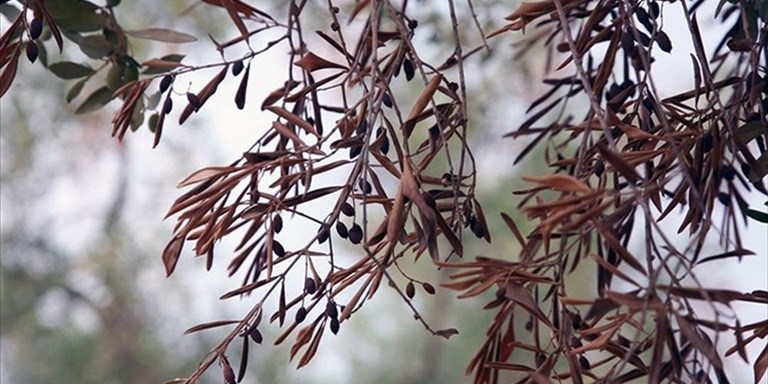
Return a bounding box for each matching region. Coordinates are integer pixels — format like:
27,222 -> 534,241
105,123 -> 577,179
2,0 -> 767,384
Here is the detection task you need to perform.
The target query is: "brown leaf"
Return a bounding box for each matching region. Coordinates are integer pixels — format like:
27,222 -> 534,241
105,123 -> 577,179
755,344 -> 768,384
0,45 -> 20,98
676,314 -> 723,368
37,3 -> 63,52
272,121 -> 308,148
162,236 -> 184,276
183,319 -> 239,334
403,74 -> 443,138
141,58 -> 184,70
596,142 -> 641,183
522,174 -> 592,194
219,275 -> 279,299
504,282 -> 553,327
500,212 -> 526,247
261,81 -> 299,109
595,223 -> 647,276
435,328 -> 459,339
265,106 -> 320,137
584,297 -> 620,321
177,166 -> 239,188
298,326 -> 324,368
294,51 -> 347,72
179,66 -> 228,124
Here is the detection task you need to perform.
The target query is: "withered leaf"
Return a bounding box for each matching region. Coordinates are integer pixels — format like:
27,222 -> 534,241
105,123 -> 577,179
435,328 -> 459,339
238,335 -> 249,382
177,166 -> 238,188
183,319 -> 239,334
522,174 -> 592,194
294,51 -> 347,72
162,236 -> 184,276
265,105 -> 319,137
504,282 -> 552,327
222,357 -> 235,384
676,314 -> 723,368
755,344 -> 768,384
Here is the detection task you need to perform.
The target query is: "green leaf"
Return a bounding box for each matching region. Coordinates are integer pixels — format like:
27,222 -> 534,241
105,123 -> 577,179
49,61 -> 94,79
36,40 -> 49,67
75,86 -> 113,114
78,35 -> 114,59
0,3 -> 21,22
44,0 -> 100,20
130,97 -> 145,132
145,90 -> 162,110
147,113 -> 159,133
745,208 -> 768,223
125,28 -> 197,43
44,0 -> 104,32
66,77 -> 87,103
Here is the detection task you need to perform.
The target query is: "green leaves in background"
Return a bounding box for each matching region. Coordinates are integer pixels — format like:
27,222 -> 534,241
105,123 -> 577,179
48,62 -> 94,79
66,78 -> 87,103
44,0 -> 105,32
75,86 -> 113,114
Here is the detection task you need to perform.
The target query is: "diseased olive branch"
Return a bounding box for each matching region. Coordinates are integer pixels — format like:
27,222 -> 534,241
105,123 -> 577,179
2,0 -> 766,383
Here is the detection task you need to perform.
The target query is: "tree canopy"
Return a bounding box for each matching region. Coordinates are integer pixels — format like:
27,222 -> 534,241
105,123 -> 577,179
1,0 -> 767,383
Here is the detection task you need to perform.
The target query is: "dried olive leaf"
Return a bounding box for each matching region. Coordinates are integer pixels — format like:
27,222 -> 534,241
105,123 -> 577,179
126,28 -> 197,43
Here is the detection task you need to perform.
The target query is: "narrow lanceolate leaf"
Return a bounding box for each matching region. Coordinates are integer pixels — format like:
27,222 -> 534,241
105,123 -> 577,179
179,66 -> 228,124
265,106 -> 319,137
66,78 -> 87,103
294,51 -> 347,72
0,46 -> 21,98
49,61 -> 94,79
183,319 -> 240,334
162,236 -> 184,276
745,208 -> 768,223
755,344 -> 768,384
75,86 -> 113,114
522,174 -> 592,194
141,58 -> 184,71
125,28 -> 197,43
177,166 -> 239,188
403,74 -> 443,137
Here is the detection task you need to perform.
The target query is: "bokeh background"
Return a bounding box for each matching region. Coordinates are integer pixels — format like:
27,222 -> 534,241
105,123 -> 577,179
1,1 -> 765,384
